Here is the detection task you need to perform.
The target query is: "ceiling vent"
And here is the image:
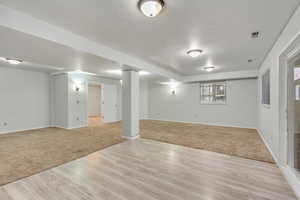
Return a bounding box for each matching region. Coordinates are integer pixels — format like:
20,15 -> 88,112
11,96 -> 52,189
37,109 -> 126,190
251,32 -> 260,38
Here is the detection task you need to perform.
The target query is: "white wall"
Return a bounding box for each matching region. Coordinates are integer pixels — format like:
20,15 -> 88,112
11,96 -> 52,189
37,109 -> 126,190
258,5 -> 300,164
67,73 -> 88,129
149,79 -> 258,128
0,67 -> 50,133
140,80 -> 149,119
88,85 -> 101,117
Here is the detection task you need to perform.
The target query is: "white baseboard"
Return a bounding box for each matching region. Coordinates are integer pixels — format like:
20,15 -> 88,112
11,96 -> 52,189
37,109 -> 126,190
122,134 -> 140,140
0,125 -> 50,135
50,125 -> 68,129
146,118 -> 257,129
280,166 -> 300,199
256,128 -> 279,164
66,125 -> 87,129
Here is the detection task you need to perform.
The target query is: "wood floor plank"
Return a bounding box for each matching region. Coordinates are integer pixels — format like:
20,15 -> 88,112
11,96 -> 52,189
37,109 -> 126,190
0,139 -> 297,200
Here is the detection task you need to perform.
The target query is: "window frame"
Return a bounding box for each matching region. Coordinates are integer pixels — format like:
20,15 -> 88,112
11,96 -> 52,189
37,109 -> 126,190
199,81 -> 227,105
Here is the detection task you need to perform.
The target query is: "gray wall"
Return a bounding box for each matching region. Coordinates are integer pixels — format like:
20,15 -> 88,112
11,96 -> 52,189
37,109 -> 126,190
148,79 -> 258,128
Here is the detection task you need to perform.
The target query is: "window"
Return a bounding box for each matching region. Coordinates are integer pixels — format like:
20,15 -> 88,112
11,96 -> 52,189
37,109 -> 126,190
261,70 -> 270,105
296,85 -> 300,101
200,82 -> 226,104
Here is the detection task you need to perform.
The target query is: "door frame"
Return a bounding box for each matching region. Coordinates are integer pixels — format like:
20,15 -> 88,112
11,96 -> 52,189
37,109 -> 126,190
87,83 -> 102,118
279,34 -> 300,167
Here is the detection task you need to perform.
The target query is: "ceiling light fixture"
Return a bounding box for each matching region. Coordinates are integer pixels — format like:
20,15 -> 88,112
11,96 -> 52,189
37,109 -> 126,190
203,66 -> 215,72
4,58 -> 23,65
138,0 -> 165,18
187,49 -> 203,58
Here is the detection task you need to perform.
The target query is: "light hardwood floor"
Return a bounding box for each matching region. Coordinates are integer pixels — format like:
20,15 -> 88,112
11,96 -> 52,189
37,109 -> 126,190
0,139 -> 296,200
88,116 -> 104,127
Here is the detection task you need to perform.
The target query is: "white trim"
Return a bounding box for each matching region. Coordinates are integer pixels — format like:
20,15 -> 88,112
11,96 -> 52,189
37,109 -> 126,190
50,125 -> 68,129
122,134 -> 140,140
280,166 -> 300,199
0,125 -> 88,134
146,118 -> 257,129
66,125 -> 87,130
0,125 -> 50,135
256,128 -> 279,164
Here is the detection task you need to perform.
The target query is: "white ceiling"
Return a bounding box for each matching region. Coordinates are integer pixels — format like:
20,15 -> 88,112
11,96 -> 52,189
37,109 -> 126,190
0,0 -> 298,76
0,26 -> 118,73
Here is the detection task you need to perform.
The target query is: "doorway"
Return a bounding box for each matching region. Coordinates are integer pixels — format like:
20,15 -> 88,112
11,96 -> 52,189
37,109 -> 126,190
278,35 -> 300,186
87,83 -> 119,126
88,84 -> 103,126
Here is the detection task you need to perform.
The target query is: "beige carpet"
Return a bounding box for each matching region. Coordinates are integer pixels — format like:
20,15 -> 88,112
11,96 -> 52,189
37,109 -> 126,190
0,120 -> 274,186
0,123 -> 125,186
140,120 -> 275,164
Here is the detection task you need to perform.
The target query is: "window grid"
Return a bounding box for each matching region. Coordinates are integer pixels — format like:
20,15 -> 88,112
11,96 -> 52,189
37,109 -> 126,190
200,82 -> 226,104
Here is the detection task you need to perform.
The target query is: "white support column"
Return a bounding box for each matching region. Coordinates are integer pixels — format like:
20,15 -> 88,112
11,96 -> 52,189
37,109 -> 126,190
122,70 -> 140,139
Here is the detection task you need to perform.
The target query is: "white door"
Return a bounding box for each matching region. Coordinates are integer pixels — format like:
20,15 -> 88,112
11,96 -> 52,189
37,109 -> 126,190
88,85 -> 101,117
102,84 -> 118,123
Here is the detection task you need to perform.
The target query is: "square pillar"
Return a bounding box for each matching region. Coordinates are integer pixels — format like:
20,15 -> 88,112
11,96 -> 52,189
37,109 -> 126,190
122,70 -> 140,139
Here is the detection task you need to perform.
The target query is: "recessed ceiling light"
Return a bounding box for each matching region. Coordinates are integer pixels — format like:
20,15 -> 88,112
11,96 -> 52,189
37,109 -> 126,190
202,66 -> 215,72
138,0 -> 165,18
4,58 -> 23,65
187,49 -> 203,58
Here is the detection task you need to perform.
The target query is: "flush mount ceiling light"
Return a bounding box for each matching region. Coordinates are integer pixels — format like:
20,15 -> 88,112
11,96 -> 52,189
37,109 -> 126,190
202,66 -> 215,72
187,49 -> 203,58
3,58 -> 23,65
138,0 -> 165,18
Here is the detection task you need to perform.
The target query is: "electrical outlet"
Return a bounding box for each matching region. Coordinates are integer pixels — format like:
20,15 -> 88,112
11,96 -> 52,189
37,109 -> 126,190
3,122 -> 7,126
76,117 -> 79,121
